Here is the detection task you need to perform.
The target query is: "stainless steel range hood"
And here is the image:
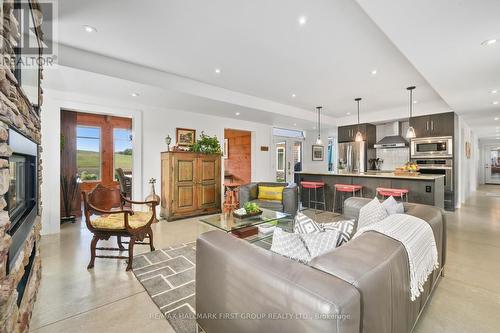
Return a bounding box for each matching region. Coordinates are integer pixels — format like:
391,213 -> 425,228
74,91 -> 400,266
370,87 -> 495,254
374,122 -> 409,149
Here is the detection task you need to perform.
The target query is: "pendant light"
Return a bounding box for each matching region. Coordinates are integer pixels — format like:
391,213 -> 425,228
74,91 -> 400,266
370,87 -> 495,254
354,98 -> 363,142
316,106 -> 322,145
406,86 -> 416,139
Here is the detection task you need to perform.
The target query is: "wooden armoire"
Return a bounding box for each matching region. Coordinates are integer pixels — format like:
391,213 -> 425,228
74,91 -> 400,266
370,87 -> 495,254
161,152 -> 221,221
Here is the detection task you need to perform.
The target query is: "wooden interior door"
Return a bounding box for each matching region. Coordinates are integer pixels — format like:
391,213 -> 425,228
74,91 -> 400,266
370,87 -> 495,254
172,153 -> 198,213
197,155 -> 220,209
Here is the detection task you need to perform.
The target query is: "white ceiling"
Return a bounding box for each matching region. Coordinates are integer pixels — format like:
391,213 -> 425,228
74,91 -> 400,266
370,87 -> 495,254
48,0 -> 498,137
52,0 -> 448,118
356,0 -> 500,139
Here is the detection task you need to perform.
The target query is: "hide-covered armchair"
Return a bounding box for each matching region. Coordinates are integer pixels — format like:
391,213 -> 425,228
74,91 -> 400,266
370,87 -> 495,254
82,184 -> 159,271
239,182 -> 298,216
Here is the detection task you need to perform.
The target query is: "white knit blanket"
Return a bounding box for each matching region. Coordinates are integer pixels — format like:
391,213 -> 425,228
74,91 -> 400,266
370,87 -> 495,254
354,214 -> 439,301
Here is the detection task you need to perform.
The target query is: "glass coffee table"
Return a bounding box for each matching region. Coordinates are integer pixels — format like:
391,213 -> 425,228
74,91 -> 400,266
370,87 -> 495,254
199,208 -> 292,249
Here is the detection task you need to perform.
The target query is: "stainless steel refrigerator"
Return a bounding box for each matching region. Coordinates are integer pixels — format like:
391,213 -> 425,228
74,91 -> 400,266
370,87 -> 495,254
338,141 -> 367,172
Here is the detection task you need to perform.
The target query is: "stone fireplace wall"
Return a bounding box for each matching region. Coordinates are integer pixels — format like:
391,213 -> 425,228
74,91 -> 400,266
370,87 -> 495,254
0,0 -> 43,332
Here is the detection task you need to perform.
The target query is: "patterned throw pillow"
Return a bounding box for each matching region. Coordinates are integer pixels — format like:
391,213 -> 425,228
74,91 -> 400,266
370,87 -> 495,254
258,185 -> 285,201
357,197 -> 388,230
301,230 -> 339,258
293,212 -> 322,234
321,219 -> 356,247
382,196 -> 405,215
270,228 -> 311,263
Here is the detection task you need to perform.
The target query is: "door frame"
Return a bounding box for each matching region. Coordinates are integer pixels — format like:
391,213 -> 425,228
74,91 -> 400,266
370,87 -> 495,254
273,136 -> 304,183
483,144 -> 500,184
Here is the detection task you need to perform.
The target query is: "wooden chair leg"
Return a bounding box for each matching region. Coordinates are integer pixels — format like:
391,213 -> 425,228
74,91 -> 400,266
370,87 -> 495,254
117,236 -> 125,250
87,235 -> 99,269
126,237 -> 136,271
148,228 -> 155,252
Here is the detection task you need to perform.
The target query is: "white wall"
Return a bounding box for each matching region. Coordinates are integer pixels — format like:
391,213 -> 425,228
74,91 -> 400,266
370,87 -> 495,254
456,116 -> 479,206
41,89 -> 275,235
301,127 -> 337,173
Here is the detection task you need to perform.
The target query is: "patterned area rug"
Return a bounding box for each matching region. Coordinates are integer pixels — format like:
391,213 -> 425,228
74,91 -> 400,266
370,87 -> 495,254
132,242 -> 198,333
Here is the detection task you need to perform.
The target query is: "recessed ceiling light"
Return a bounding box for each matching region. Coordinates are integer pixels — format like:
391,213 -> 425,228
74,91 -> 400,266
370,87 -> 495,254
493,101 -> 499,105
313,126 -> 316,130
293,123 -> 297,126
413,100 -> 418,104
298,16 -> 307,26
491,90 -> 498,94
131,92 -> 139,97
235,112 -> 240,116
83,25 -> 97,33
482,39 -> 497,46
495,117 -> 499,121
214,68 -> 221,74
371,69 -> 377,75
346,112 -> 351,115
291,93 -> 296,98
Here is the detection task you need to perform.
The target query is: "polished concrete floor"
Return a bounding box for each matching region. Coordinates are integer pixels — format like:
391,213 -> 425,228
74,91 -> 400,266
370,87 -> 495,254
30,185 -> 500,332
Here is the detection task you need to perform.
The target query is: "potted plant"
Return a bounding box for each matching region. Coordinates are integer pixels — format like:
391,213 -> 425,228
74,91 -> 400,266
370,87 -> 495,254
189,131 -> 222,154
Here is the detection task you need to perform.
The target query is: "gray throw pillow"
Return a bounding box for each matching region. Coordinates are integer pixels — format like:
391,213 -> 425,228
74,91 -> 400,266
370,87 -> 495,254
301,230 -> 339,258
293,212 -> 322,234
382,196 -> 405,215
321,219 -> 356,247
357,197 -> 388,229
271,227 -> 311,263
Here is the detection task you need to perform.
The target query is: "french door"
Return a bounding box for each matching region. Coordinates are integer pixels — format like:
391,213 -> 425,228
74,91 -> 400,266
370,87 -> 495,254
273,137 -> 303,184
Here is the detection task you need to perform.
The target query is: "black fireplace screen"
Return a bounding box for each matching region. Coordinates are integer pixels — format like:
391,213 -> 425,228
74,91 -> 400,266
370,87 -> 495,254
6,129 -> 38,274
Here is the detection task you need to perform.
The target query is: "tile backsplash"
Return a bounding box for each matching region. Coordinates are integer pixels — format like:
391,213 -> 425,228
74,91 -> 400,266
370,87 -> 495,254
376,148 -> 410,171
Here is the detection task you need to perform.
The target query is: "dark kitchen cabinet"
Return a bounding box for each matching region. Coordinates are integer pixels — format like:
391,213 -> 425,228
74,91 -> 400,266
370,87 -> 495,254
338,123 -> 376,146
409,112 -> 455,137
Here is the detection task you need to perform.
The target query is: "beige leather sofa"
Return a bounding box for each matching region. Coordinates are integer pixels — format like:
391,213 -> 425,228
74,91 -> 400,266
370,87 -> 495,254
196,197 -> 446,333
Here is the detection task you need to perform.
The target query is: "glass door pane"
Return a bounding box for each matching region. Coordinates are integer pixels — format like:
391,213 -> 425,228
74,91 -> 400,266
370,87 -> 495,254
488,149 -> 500,184
113,128 -> 133,179
76,126 -> 101,181
275,141 -> 286,182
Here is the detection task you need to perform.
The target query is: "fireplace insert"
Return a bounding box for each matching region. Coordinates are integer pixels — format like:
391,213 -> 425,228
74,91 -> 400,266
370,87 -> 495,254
6,129 -> 38,274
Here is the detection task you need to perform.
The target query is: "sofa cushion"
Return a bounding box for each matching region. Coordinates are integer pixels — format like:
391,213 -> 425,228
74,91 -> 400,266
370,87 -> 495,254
357,197 -> 388,229
258,185 -> 285,201
293,212 -> 322,233
321,219 -> 356,247
270,227 -> 311,263
250,199 -> 283,211
301,230 -> 339,258
382,196 -> 405,215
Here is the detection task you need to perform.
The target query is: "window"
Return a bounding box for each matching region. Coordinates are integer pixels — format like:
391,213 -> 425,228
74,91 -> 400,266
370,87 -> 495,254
113,128 -> 133,179
273,127 -> 305,139
276,147 -> 285,172
76,126 -> 101,181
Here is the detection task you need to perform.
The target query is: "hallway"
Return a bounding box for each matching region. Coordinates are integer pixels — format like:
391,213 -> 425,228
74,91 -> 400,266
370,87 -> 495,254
30,186 -> 500,332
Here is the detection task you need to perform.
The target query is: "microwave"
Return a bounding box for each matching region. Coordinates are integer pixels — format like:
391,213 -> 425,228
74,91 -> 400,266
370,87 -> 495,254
410,136 -> 453,159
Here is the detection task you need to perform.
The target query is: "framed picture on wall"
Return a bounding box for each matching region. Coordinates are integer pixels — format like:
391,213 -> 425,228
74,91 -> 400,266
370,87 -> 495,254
223,138 -> 229,159
176,128 -> 196,146
312,145 -> 324,161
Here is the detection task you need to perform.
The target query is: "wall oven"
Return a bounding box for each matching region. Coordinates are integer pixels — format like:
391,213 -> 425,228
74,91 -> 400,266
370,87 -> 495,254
412,159 -> 454,210
410,136 -> 453,159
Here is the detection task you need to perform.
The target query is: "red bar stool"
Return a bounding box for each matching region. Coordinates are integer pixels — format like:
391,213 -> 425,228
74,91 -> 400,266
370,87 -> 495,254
376,187 -> 409,202
333,184 -> 363,213
300,181 -> 326,212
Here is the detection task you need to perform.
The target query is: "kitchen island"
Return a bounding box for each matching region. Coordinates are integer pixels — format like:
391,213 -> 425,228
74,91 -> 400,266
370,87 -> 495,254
297,171 -> 445,211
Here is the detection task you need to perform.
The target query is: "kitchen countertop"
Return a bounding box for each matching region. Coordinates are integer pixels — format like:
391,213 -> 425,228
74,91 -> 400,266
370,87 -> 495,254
297,171 -> 445,181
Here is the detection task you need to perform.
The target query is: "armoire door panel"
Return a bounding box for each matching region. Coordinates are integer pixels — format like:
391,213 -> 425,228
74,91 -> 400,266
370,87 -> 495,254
199,184 -> 216,206
177,160 -> 194,182
201,160 -> 216,181
177,186 -> 194,208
